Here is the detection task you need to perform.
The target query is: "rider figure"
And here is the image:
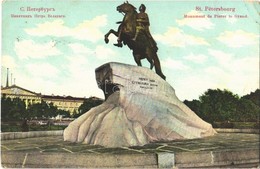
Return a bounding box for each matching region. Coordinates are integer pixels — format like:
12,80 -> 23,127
114,3 -> 157,51
132,4 -> 150,41
136,4 -> 158,51
133,4 -> 157,51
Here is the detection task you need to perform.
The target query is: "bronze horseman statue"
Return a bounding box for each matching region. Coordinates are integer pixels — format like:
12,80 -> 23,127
104,2 -> 166,80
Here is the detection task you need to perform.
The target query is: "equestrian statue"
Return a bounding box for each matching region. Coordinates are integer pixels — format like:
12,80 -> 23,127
104,2 -> 166,80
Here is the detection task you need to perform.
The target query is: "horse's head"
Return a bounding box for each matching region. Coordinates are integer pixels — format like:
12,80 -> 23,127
117,1 -> 136,14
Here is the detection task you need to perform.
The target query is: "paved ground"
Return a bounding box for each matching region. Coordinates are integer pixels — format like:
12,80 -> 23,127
1,133 -> 259,168
1,133 -> 258,154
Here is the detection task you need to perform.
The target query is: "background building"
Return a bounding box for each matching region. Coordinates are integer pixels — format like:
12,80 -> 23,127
1,85 -> 85,114
1,85 -> 42,107
42,95 -> 85,114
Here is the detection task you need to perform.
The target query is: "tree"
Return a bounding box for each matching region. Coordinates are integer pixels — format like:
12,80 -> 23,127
184,99 -> 202,118
26,101 -> 59,119
242,89 -> 260,107
198,89 -> 239,122
26,103 -> 43,119
5,97 -> 27,120
76,98 -> 103,118
44,102 -> 58,118
184,88 -> 260,123
240,89 -> 260,122
1,95 -> 13,120
14,98 -> 27,120
57,109 -> 70,118
1,96 -> 28,131
236,98 -> 259,122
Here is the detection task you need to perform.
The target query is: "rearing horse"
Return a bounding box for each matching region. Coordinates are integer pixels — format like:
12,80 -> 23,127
104,2 -> 166,80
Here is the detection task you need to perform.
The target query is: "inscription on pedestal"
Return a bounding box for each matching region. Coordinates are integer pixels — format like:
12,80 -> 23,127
131,77 -> 158,90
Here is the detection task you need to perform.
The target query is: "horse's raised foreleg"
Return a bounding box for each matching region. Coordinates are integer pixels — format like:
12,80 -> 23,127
104,29 -> 119,44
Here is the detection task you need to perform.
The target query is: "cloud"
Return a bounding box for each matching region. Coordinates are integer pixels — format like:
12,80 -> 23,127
26,63 -> 60,79
25,15 -> 107,42
62,54 -> 103,98
1,55 -> 17,69
95,45 -> 117,60
68,43 -> 117,60
162,58 -> 189,70
66,68 -> 103,98
231,56 -> 259,73
14,73 -> 60,95
184,53 -> 208,64
154,27 -> 209,47
177,54 -> 258,100
68,43 -> 93,55
205,66 -> 227,76
15,40 -> 61,59
228,56 -> 259,94
217,30 -> 258,48
176,10 -> 214,31
66,54 -> 89,78
208,49 -> 233,66
204,66 -> 230,87
174,74 -> 218,101
174,46 -> 258,100
58,43 -> 117,98
203,50 -> 259,98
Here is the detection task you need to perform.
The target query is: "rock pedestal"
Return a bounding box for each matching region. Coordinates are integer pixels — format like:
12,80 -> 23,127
64,62 -> 216,147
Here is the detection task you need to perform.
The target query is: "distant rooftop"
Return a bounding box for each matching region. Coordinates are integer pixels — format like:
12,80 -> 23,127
1,85 -> 103,101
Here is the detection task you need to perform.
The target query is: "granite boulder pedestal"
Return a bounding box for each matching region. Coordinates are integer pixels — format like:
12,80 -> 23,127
64,62 -> 216,147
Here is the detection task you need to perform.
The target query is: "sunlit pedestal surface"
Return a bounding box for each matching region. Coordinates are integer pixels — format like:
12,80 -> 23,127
64,62 -> 216,147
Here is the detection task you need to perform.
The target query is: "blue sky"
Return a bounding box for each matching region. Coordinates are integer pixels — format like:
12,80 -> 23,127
1,0 -> 259,100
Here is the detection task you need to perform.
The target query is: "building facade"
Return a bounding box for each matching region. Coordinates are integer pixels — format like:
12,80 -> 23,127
1,85 -> 42,107
42,95 -> 85,114
1,85 -> 86,114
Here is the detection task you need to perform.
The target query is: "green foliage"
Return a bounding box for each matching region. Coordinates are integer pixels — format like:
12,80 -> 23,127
57,109 -> 70,118
26,101 -> 71,119
26,101 -> 52,119
242,89 -> 260,107
47,102 -> 58,118
236,98 -> 259,122
1,96 -> 27,120
199,89 -> 239,122
184,99 -> 202,118
75,98 -> 103,118
184,89 -> 260,123
1,95 -> 13,120
1,97 -> 71,121
1,97 -> 72,131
